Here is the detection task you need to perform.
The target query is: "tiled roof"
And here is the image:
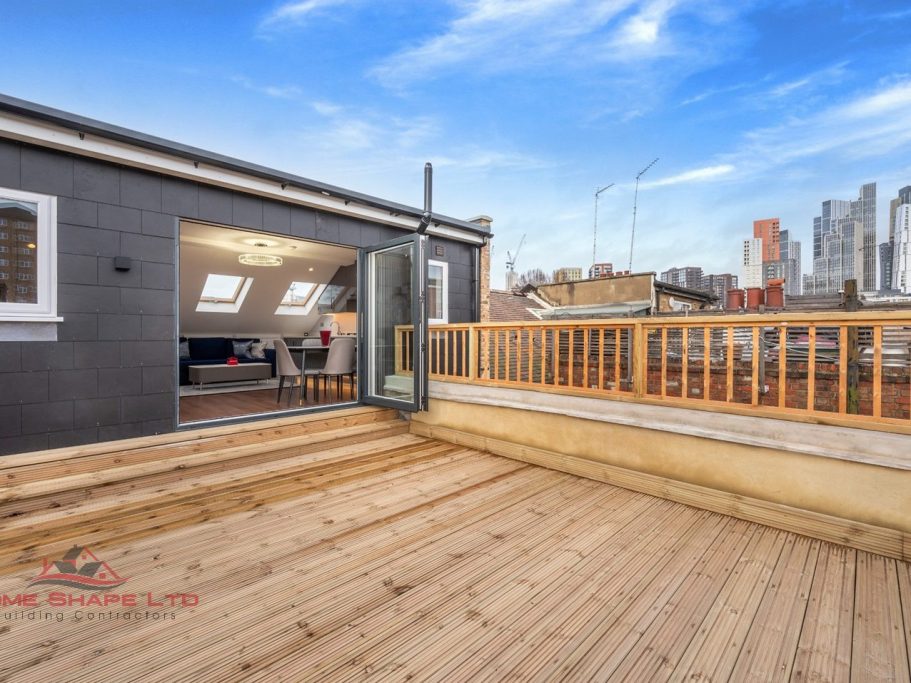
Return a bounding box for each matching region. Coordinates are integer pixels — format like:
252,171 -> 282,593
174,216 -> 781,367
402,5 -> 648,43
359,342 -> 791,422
489,289 -> 545,322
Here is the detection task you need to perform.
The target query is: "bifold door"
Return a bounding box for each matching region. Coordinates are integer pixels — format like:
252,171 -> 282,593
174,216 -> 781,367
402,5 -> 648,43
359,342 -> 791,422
358,234 -> 428,411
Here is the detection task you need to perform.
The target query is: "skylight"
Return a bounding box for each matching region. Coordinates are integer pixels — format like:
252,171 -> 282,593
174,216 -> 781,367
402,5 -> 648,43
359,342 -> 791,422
196,273 -> 254,313
200,274 -> 246,303
280,281 -> 318,306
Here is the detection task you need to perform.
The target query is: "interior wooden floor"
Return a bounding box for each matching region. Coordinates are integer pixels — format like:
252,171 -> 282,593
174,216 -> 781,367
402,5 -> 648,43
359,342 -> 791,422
179,379 -> 356,423
0,406 -> 909,682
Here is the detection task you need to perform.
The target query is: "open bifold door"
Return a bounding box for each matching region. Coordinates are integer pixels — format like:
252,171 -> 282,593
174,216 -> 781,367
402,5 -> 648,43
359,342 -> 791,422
357,233 -> 428,412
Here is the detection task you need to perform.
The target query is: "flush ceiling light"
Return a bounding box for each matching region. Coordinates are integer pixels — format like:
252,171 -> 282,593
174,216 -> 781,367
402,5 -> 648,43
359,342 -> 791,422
238,253 -> 283,267
241,238 -> 281,248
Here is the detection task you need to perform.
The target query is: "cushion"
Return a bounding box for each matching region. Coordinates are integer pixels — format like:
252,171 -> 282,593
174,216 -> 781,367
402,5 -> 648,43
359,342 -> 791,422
233,340 -> 254,359
178,340 -> 191,360
250,342 -> 267,359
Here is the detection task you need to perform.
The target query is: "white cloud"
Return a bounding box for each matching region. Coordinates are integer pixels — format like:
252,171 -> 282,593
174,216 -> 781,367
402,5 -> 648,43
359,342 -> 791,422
640,164 -> 735,188
368,0 -> 735,90
260,0 -> 350,30
232,75 -> 302,99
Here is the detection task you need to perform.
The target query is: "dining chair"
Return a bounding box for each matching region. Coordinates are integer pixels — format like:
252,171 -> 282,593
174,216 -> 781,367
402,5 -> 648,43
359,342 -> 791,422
273,339 -> 301,406
303,336 -> 356,402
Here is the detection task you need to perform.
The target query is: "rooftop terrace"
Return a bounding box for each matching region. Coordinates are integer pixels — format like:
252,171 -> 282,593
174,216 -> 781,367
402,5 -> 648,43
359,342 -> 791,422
0,407 -> 909,681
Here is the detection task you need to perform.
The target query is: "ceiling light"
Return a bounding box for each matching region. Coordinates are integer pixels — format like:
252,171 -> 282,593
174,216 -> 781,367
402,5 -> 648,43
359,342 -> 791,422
238,253 -> 283,267
308,267 -> 314,272
241,237 -> 280,248
26,243 -> 36,249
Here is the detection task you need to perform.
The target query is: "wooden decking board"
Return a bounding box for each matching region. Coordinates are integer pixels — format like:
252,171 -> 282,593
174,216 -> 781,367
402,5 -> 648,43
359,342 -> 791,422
792,543 -> 856,683
412,499 -> 696,682
240,482 -> 631,682
729,534 -> 822,681
359,494 -> 675,681
7,462 -> 559,673
0,418 -> 909,682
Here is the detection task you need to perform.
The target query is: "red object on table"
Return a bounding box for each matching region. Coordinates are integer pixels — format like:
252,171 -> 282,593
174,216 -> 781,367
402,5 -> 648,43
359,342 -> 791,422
227,356 -> 239,366
320,329 -> 331,345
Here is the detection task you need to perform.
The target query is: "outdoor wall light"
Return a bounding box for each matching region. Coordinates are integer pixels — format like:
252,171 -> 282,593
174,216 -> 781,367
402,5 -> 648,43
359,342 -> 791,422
238,253 -> 283,267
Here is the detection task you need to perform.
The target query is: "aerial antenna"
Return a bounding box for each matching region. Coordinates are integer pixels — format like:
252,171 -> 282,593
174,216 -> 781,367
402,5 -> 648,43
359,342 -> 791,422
592,183 -> 614,267
505,233 -> 527,289
628,157 -> 659,272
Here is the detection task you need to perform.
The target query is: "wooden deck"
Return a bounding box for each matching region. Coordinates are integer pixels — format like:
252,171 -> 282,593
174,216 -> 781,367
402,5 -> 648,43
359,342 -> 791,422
0,406 -> 909,681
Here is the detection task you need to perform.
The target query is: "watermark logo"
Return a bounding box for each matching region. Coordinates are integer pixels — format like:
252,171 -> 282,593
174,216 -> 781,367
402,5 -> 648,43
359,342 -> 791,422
27,546 -> 128,591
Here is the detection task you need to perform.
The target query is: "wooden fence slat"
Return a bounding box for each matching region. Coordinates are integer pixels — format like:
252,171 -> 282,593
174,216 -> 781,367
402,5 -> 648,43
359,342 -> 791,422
873,326 -> 882,418
682,327 -> 689,399
615,328 -> 622,391
583,329 -> 590,389
838,326 -> 847,414
703,327 -> 710,400
751,326 -> 760,406
660,328 -> 668,399
598,329 -> 605,391
726,326 -> 734,403
807,325 -> 816,411
778,326 -> 787,409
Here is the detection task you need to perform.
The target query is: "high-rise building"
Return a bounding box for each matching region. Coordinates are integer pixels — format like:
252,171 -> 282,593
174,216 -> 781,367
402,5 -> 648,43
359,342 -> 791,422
893,204 -> 911,294
852,182 -> 877,291
553,267 -> 583,283
882,186 -> 911,291
659,266 -> 704,290
699,273 -> 738,301
742,238 -> 763,288
589,263 -> 613,279
777,229 -> 801,296
879,242 -> 894,291
753,218 -> 780,262
806,184 -> 876,294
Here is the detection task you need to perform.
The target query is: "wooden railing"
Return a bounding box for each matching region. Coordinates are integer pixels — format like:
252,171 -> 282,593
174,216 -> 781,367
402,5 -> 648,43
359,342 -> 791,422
397,312 -> 911,432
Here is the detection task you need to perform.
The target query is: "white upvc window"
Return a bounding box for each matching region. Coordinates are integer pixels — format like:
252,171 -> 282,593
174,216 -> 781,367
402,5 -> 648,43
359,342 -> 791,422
428,259 -> 449,324
0,187 -> 58,323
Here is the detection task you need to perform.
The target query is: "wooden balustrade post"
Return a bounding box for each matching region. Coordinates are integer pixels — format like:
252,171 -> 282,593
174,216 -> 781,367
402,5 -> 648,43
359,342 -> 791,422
468,325 -> 478,382
632,322 -> 646,397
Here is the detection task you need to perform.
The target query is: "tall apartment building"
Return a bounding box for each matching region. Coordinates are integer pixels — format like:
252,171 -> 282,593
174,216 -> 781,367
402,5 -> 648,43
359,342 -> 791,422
881,186 -> 911,290
0,199 -> 38,304
699,273 -> 738,301
777,229 -> 801,296
853,182 -> 877,291
805,184 -> 876,294
742,238 -> 763,288
659,266 -> 703,290
589,262 -> 612,279
893,204 -> 911,293
753,218 -> 780,261
553,267 -> 583,283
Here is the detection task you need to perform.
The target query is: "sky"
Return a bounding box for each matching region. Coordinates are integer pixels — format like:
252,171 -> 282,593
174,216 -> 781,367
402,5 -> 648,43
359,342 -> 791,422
2,1 -> 911,289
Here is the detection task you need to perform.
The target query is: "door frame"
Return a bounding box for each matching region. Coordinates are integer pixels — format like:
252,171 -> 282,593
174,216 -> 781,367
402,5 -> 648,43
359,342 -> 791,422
357,232 -> 428,412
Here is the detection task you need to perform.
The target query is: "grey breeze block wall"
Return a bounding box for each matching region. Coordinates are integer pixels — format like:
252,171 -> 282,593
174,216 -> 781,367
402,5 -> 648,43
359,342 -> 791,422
0,138 -> 479,455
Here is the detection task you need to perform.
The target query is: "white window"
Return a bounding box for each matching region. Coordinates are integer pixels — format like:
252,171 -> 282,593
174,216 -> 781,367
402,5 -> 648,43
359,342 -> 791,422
196,273 -> 254,313
428,260 -> 448,324
275,280 -> 322,316
0,188 -> 58,322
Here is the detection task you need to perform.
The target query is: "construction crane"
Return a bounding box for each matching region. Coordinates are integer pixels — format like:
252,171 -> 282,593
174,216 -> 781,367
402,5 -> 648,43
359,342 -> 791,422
505,233 -> 526,290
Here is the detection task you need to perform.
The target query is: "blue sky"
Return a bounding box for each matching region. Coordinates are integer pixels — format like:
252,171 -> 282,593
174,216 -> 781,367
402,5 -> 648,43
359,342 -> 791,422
3,1 -> 911,288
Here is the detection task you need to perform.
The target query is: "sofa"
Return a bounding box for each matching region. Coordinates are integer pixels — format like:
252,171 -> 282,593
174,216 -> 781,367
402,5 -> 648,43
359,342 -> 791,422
179,337 -> 277,386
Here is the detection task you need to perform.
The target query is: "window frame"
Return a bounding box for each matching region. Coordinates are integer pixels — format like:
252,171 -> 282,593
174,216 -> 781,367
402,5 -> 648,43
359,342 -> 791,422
0,188 -> 58,322
427,259 -> 449,325
195,273 -> 254,313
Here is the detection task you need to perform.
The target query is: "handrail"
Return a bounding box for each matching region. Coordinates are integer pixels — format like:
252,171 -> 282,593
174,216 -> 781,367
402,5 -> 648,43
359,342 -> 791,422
395,313 -> 911,434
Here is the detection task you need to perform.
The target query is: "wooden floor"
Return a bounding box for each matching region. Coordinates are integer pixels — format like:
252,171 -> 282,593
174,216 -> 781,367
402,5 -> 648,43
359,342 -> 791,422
0,407 -> 909,682
179,381 -> 356,423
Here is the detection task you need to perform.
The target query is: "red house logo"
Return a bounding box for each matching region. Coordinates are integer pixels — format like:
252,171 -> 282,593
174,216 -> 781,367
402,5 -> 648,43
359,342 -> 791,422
28,546 -> 128,591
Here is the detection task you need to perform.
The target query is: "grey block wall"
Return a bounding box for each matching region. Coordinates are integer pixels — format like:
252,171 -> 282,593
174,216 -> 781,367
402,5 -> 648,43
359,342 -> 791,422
0,139 -> 480,455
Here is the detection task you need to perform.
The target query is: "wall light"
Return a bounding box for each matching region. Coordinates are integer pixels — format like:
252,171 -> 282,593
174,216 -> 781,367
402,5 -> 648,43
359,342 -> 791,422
238,253 -> 283,267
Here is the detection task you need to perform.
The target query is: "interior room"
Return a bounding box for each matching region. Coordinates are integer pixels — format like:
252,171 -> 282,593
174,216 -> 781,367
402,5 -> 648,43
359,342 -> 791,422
178,221 -> 358,424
